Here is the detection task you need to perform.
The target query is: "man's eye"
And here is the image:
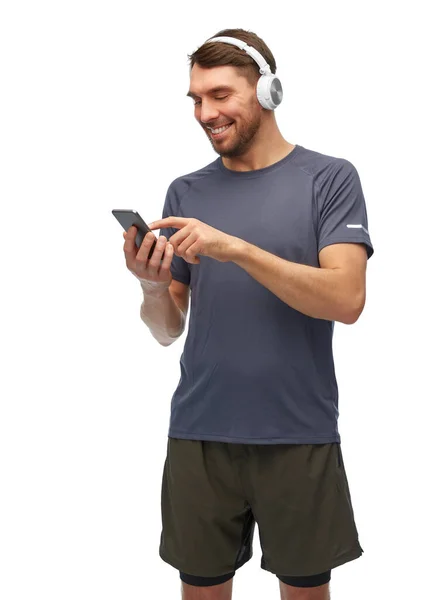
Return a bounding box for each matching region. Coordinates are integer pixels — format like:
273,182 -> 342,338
193,96 -> 228,106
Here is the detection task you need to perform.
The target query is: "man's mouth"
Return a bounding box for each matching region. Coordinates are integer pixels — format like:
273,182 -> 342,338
207,122 -> 234,138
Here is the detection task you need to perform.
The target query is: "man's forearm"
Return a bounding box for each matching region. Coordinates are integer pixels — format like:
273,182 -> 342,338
229,239 -> 360,324
140,284 -> 185,346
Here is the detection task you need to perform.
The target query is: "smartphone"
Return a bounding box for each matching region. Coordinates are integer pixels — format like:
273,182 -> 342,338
112,209 -> 164,260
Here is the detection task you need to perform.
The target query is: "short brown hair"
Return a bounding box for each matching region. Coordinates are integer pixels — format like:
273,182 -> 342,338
187,28 -> 277,88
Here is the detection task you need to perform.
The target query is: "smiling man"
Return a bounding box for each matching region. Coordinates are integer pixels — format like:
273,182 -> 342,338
187,55 -> 293,170
122,28 -> 374,600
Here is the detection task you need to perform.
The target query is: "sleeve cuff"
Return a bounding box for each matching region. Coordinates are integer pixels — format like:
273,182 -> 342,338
318,236 -> 374,259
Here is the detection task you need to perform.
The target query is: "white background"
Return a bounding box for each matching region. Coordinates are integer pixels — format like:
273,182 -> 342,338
1,1 -> 446,598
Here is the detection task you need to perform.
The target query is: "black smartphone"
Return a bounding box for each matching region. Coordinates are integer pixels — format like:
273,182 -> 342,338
112,209 -> 164,260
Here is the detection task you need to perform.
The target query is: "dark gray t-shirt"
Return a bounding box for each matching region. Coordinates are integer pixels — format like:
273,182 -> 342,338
159,144 -> 374,445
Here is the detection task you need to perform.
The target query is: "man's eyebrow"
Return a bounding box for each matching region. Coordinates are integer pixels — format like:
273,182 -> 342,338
186,86 -> 234,98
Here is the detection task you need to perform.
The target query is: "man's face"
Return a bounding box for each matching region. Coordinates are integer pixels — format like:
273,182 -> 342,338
187,64 -> 262,158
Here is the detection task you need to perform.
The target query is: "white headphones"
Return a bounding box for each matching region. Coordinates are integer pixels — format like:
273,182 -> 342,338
204,36 -> 283,110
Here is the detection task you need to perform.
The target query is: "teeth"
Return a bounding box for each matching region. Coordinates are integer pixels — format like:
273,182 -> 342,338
210,123 -> 232,134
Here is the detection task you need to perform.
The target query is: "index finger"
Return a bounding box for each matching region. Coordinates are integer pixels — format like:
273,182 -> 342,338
149,217 -> 188,230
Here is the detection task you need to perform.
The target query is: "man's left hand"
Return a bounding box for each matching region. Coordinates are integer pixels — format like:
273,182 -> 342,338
148,217 -> 238,264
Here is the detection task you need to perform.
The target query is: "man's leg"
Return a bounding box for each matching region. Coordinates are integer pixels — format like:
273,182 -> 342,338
246,443 -> 361,600
160,440 -> 254,599
181,577 -> 234,600
279,580 -> 330,600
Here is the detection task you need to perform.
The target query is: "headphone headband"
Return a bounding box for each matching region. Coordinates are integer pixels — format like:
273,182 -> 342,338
206,36 -> 272,76
198,35 -> 283,110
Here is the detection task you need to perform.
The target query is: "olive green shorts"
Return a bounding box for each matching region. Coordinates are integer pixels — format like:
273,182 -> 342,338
159,438 -> 364,582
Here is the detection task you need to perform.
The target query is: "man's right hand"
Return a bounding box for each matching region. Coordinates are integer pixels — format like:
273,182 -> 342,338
123,226 -> 174,293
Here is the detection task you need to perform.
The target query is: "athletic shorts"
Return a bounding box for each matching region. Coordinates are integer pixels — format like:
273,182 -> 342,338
159,438 -> 364,587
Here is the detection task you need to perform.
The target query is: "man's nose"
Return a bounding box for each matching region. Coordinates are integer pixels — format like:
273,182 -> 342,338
199,101 -> 220,125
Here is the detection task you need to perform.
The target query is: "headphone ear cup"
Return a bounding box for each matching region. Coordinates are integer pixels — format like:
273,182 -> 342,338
256,75 -> 283,110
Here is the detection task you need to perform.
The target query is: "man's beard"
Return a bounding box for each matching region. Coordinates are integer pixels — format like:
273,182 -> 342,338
208,103 -> 262,158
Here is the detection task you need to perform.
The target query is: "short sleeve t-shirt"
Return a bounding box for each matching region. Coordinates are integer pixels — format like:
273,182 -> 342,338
159,144 -> 374,445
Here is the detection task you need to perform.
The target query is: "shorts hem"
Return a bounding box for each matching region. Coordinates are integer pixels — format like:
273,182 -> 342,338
260,542 -> 364,577
159,548 -> 253,578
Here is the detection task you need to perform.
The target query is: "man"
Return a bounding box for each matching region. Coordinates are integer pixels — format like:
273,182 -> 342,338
123,28 -> 373,600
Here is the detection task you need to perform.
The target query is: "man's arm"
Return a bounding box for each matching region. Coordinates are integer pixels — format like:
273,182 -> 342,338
229,240 -> 367,324
140,280 -> 188,346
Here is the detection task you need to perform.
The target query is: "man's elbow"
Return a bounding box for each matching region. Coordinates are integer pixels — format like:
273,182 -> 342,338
341,292 -> 366,325
158,335 -> 180,347
158,327 -> 185,346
